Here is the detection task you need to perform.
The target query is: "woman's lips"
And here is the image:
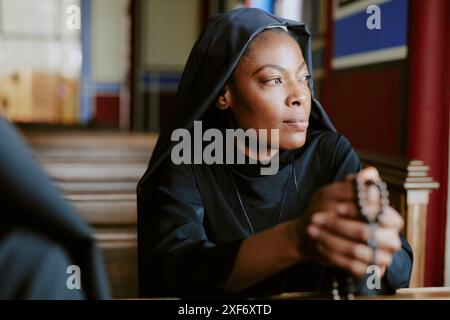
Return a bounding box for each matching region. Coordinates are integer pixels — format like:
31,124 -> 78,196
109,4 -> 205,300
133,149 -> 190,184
283,120 -> 309,131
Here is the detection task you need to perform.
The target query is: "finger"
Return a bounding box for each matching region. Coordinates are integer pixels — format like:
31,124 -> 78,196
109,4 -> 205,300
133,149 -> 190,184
316,243 -> 368,278
348,245 -> 393,267
322,181 -> 354,202
312,214 -> 402,253
359,167 -> 380,181
317,243 -> 391,277
374,228 -> 403,253
308,225 -> 393,266
335,202 -> 359,218
312,212 -> 366,240
314,202 -> 358,217
378,206 -> 404,231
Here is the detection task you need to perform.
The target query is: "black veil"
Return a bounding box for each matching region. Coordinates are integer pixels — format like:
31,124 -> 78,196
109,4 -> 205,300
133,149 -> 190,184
138,8 -> 335,186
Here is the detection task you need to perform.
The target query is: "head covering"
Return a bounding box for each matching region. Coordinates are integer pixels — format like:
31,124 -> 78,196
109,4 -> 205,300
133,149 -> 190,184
138,7 -> 335,186
0,116 -> 110,299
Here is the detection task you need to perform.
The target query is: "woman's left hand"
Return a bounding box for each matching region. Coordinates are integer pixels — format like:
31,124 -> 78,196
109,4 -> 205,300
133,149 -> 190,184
307,205 -> 404,278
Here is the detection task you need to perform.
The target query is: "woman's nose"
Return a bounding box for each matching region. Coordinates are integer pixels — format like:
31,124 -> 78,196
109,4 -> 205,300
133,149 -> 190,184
286,81 -> 308,107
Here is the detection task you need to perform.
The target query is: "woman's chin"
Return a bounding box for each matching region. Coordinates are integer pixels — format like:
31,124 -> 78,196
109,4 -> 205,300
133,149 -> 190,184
279,134 -> 307,150
279,131 -> 306,150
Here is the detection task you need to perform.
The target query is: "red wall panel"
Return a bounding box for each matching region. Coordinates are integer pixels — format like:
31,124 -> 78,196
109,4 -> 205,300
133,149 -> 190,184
95,95 -> 120,126
330,63 -> 406,156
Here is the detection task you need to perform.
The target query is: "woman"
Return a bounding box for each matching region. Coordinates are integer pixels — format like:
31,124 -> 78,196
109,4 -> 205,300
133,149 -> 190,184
137,8 -> 412,298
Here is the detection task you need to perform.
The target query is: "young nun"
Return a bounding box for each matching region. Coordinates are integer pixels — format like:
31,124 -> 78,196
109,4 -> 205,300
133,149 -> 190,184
137,8 -> 412,298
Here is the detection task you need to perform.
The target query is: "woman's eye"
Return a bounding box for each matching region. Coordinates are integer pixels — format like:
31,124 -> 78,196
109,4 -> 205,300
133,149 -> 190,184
264,78 -> 283,85
299,74 -> 311,81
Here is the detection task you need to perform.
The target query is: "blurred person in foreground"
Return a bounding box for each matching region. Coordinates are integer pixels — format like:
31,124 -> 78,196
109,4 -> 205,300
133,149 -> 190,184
0,115 -> 110,299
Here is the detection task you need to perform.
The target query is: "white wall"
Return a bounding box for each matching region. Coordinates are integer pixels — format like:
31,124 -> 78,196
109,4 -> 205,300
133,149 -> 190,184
90,0 -> 129,83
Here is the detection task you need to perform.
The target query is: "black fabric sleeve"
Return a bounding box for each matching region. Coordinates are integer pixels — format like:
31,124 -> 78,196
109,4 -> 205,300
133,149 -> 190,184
385,234 -> 413,289
138,161 -> 243,297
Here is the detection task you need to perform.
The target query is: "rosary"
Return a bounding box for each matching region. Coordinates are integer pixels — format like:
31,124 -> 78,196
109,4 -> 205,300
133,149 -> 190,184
331,168 -> 390,300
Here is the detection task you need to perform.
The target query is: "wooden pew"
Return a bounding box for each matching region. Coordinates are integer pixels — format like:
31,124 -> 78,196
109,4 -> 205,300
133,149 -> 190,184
41,162 -> 147,195
23,131 -> 156,298
66,193 -> 138,298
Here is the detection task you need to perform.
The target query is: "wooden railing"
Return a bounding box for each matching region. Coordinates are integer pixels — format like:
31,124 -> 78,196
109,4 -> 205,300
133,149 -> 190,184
358,151 -> 439,287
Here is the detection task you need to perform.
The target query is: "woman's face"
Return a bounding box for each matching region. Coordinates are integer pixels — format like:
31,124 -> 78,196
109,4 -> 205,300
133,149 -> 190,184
218,30 -> 312,150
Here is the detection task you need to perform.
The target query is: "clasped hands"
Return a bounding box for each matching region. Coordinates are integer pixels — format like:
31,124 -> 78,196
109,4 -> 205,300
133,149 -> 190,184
291,167 -> 404,279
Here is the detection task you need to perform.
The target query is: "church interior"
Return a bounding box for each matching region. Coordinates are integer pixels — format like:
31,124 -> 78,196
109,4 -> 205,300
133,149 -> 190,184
0,0 -> 449,300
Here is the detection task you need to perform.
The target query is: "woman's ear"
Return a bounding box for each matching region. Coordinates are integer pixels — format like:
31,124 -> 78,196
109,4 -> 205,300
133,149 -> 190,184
216,86 -> 232,110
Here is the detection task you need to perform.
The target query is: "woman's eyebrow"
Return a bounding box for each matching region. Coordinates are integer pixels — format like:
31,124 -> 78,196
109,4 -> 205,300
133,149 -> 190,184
252,64 -> 285,75
252,61 -> 307,76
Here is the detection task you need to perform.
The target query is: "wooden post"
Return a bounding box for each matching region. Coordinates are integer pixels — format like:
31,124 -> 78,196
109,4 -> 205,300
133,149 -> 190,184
403,160 -> 439,287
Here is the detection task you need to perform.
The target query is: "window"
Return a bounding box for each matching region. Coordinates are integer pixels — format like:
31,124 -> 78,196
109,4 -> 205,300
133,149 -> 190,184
0,0 -> 81,124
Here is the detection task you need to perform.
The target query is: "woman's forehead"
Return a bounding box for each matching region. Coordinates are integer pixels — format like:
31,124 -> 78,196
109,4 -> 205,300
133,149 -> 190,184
238,32 -> 306,71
